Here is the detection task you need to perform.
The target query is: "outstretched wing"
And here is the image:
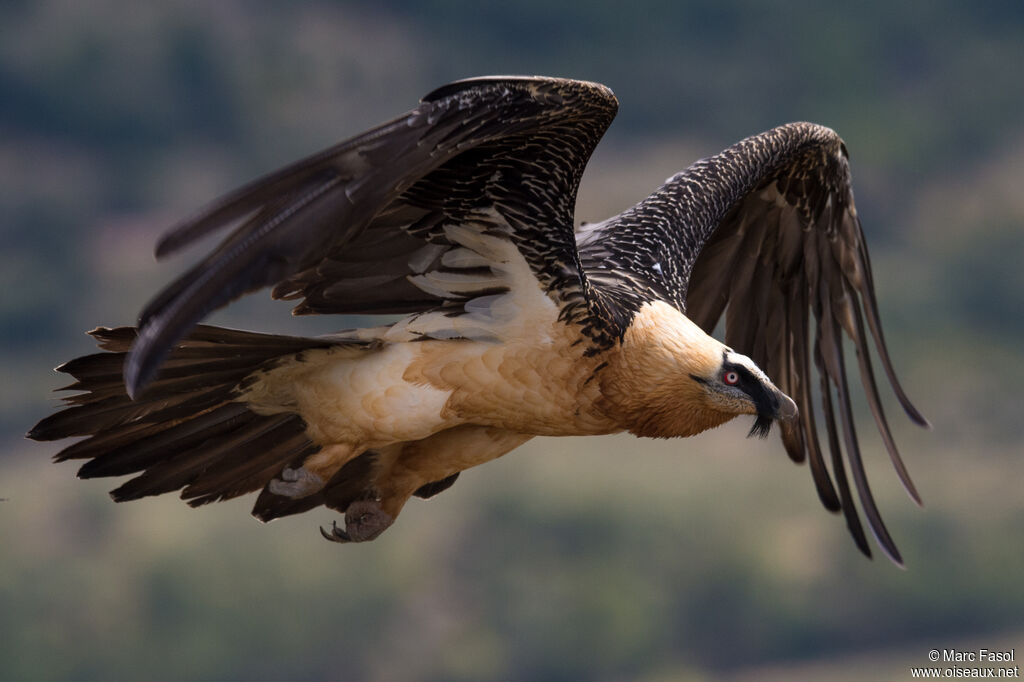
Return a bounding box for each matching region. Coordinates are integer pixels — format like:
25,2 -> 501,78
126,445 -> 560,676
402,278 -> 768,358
578,122 -> 928,564
127,76 -> 618,397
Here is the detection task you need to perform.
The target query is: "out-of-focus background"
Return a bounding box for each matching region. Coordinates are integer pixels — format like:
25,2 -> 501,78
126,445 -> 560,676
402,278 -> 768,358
3,1 -> 1023,680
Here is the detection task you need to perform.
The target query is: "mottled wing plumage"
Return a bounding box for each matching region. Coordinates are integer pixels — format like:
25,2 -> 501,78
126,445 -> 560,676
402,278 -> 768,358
579,123 -> 927,563
127,77 -> 618,397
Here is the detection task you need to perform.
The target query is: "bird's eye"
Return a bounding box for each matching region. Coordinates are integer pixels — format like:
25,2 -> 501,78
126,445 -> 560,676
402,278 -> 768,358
723,371 -> 740,385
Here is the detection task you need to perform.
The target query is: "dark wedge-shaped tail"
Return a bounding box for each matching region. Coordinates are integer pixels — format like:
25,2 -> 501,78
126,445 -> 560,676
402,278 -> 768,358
29,326 -> 341,509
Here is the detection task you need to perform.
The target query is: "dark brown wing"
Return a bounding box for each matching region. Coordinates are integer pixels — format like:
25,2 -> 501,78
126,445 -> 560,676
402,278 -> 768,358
126,76 -> 618,397
579,122 -> 928,564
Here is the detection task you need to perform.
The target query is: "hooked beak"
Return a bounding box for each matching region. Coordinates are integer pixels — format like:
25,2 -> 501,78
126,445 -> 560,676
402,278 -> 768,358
748,387 -> 799,439
775,391 -> 799,422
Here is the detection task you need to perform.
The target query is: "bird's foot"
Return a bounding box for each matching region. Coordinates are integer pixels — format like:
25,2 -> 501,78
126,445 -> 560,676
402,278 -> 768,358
319,499 -> 394,543
268,466 -> 325,499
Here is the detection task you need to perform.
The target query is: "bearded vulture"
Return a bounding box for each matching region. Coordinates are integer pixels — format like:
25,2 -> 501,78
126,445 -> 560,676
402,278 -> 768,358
29,76 -> 929,564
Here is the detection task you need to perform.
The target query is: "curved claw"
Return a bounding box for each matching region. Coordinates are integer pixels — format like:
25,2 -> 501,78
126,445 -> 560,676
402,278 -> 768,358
319,520 -> 351,543
317,500 -> 395,545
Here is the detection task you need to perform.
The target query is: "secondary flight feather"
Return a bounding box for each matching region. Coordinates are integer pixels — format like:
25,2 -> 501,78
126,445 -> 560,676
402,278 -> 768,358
29,76 -> 928,564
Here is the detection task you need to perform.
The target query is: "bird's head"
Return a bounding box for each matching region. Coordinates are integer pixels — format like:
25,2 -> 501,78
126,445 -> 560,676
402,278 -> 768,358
688,349 -> 799,439
604,301 -> 798,439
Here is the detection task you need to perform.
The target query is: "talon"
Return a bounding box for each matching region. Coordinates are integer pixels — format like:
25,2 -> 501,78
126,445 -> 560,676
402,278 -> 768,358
320,520 -> 351,543
318,500 -> 395,545
343,499 -> 394,542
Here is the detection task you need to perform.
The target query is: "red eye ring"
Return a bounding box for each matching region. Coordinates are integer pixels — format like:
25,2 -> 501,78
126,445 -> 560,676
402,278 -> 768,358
723,370 -> 740,385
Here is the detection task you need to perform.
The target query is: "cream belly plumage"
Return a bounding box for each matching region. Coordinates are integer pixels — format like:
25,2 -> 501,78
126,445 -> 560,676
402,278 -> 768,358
231,317 -> 622,540
242,323 -> 615,463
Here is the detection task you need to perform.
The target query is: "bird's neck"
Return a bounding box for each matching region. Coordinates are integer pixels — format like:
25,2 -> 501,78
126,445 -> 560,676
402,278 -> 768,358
600,300 -> 734,438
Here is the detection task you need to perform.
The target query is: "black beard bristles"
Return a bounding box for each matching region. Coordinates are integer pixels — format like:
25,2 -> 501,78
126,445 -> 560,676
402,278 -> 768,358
747,414 -> 773,439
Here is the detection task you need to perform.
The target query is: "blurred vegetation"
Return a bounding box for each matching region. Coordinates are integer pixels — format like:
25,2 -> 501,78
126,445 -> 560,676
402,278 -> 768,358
2,1 -> 1023,680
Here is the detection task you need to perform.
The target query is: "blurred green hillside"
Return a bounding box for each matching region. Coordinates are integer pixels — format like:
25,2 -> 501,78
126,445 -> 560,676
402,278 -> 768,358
2,1 -> 1022,680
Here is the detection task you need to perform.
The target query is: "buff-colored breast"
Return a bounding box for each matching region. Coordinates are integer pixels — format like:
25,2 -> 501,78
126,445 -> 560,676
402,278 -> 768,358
241,322 -> 618,449
405,326 -> 618,437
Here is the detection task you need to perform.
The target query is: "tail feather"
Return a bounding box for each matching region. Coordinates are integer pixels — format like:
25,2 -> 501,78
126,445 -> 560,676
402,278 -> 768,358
109,411 -> 298,502
31,385 -> 231,441
183,425 -> 318,507
53,421 -> 170,462
29,324 -> 349,512
78,403 -> 254,479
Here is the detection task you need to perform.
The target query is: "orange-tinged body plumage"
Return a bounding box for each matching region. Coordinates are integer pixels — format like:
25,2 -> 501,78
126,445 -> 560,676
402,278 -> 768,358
366,426 -> 532,519
236,297 -> 742,522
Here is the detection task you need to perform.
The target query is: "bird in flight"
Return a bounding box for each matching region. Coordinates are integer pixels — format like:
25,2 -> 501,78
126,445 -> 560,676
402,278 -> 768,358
30,76 -> 928,564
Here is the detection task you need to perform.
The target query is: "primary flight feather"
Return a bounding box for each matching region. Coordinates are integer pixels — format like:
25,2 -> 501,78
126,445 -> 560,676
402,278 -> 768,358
29,76 -> 928,564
